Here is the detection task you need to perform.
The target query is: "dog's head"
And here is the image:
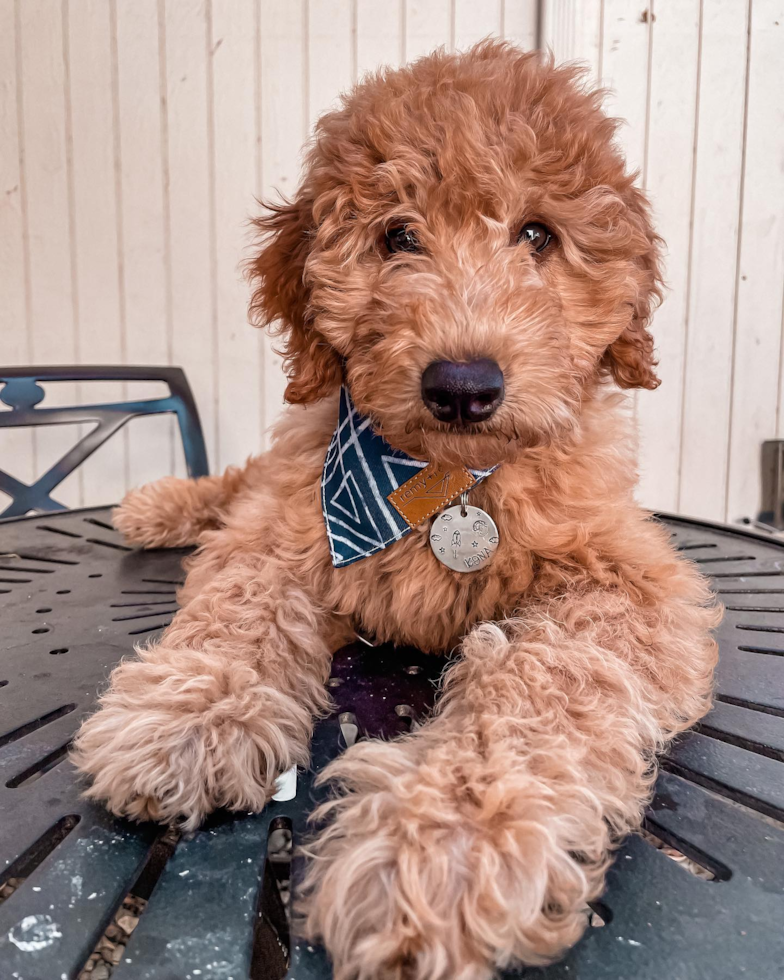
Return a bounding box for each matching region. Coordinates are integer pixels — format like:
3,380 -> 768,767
249,41 -> 662,470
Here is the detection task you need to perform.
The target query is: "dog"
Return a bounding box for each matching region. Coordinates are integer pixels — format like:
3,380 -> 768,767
72,41 -> 719,980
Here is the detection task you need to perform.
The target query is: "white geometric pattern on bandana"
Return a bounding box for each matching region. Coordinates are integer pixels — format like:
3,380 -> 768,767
321,387 -> 496,568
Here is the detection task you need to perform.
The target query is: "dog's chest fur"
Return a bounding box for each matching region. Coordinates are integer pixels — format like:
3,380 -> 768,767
321,468 -> 549,653
262,398 -> 639,654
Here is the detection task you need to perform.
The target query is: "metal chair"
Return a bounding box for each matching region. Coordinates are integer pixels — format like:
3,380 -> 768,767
0,365 -> 209,519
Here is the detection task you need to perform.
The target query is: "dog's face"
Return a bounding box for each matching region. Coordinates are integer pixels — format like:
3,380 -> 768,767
250,42 -> 662,470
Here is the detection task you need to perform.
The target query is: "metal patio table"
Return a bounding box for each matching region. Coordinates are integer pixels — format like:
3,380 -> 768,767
0,506 -> 782,980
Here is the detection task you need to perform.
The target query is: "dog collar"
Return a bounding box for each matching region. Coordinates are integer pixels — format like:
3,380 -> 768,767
322,387 -> 496,568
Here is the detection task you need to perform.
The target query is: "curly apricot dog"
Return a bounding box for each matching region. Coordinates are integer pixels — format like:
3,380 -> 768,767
73,41 -> 718,980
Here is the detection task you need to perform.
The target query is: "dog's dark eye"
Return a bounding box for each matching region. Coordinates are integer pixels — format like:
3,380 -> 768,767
385,225 -> 421,255
517,222 -> 553,253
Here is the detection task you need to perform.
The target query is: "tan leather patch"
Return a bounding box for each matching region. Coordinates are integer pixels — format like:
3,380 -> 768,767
387,464 -> 475,528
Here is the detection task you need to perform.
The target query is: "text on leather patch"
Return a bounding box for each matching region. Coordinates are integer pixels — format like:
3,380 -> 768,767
387,464 -> 475,528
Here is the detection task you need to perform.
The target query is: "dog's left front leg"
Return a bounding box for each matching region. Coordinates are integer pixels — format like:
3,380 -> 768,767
301,586 -> 716,980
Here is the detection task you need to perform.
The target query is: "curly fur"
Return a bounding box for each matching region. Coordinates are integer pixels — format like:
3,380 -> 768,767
72,42 -> 718,979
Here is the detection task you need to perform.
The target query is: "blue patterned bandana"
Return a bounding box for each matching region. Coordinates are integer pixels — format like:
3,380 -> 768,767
322,387 -> 496,568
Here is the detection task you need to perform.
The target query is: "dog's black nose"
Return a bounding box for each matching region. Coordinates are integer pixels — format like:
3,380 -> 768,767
421,359 -> 505,423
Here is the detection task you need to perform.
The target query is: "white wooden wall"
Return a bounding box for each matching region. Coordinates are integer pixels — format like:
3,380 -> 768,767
544,0 -> 784,523
1,0 -> 782,526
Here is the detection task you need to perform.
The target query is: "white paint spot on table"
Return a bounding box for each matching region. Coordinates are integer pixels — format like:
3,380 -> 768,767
8,914 -> 62,951
273,765 -> 297,801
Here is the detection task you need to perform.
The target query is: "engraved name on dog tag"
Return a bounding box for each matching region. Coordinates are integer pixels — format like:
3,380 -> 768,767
429,495 -> 499,572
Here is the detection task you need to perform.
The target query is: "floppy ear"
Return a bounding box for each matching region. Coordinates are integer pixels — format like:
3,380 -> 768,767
602,188 -> 663,391
248,193 -> 343,404
604,309 -> 660,391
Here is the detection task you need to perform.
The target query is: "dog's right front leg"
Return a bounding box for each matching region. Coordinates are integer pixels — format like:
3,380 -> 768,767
72,555 -> 343,830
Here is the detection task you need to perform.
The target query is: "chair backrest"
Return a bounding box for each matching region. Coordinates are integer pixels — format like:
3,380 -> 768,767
0,365 -> 209,519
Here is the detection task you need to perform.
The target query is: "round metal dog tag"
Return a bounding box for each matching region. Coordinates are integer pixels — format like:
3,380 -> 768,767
429,497 -> 499,573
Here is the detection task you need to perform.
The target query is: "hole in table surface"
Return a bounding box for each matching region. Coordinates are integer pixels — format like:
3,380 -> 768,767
660,756 -> 784,824
110,599 -> 180,608
717,588 -> 784,594
712,570 -> 784,579
0,814 -> 80,896
587,899 -> 612,927
83,517 -> 116,532
696,722 -> 784,763
715,694 -> 784,719
75,826 -> 180,977
127,620 -> 173,636
16,553 -> 79,566
725,605 -> 784,612
86,537 -> 132,552
0,565 -> 52,575
120,589 -> 176,595
31,626 -> 50,634
0,703 -> 77,750
339,711 -> 359,748
737,645 -> 784,656
250,817 -> 292,980
394,704 -> 416,732
6,741 -> 71,788
36,607 -> 52,613
111,607 -> 179,622
38,524 -> 83,539
56,589 -> 71,594
695,555 -> 757,564
640,822 -> 729,882
49,648 -> 68,656
88,573 -> 102,578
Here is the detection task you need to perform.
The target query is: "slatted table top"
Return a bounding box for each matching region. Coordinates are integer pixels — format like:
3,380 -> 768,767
0,507 -> 782,980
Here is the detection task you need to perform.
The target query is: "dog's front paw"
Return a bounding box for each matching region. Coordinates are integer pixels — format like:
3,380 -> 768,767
300,736 -> 599,980
72,651 -> 313,830
113,477 -> 212,548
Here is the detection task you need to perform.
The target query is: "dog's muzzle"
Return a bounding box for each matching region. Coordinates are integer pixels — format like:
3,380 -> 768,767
421,358 -> 505,423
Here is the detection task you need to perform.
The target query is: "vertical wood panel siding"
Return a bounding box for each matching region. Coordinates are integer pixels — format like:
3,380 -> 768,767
0,0 -> 35,496
546,0 -> 784,524
66,0 -> 127,503
1,0 -> 781,526
16,0 -> 81,507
